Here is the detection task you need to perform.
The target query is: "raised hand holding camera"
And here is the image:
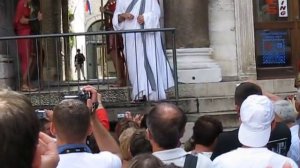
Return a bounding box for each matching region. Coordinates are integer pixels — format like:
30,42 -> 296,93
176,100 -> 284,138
82,85 -> 103,114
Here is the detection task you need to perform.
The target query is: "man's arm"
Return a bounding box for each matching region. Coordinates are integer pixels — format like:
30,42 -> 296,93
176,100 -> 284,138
82,54 -> 86,62
83,86 -> 121,158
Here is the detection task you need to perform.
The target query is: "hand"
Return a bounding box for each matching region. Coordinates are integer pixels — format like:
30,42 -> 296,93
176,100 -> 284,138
100,6 -> 105,13
38,12 -> 43,21
82,85 -> 102,111
122,13 -> 134,20
38,132 -> 59,168
125,111 -> 144,127
137,15 -> 144,25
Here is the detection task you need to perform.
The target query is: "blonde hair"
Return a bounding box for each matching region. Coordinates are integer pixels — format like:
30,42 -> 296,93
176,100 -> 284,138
119,127 -> 137,160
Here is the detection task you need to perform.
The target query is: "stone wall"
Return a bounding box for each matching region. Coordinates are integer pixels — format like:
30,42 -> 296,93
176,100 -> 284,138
164,0 -> 209,48
209,0 -> 238,80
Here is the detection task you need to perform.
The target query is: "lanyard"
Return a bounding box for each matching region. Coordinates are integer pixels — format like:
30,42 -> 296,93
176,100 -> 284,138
58,144 -> 92,154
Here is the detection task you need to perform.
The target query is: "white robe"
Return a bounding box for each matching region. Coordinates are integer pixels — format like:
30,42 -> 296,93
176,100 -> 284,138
113,0 -> 174,101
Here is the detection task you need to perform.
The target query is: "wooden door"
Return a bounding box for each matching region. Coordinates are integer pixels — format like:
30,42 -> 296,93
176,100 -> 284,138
253,0 -> 300,79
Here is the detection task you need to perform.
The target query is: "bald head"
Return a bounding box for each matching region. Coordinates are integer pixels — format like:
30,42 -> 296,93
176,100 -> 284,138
146,103 -> 187,149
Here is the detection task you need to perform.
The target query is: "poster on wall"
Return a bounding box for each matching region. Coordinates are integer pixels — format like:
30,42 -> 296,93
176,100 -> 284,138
257,30 -> 289,66
278,0 -> 288,17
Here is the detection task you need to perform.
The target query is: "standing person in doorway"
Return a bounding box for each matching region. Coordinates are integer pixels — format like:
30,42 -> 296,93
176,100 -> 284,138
14,0 -> 41,92
113,0 -> 174,101
74,49 -> 86,80
101,0 -> 127,87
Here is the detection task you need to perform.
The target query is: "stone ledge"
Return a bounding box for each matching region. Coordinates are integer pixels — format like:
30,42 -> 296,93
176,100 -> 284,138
167,48 -> 222,83
177,78 -> 297,98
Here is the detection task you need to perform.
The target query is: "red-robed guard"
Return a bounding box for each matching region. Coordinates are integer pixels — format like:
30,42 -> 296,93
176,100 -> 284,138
100,0 -> 127,87
14,0 -> 42,91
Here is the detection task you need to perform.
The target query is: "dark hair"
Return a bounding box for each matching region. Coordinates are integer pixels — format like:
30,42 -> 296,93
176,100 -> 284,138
128,153 -> 164,168
140,114 -> 148,129
193,116 -> 223,147
53,99 -> 90,142
184,137 -> 195,152
130,129 -> 152,157
146,103 -> 187,149
77,49 -> 80,52
234,82 -> 262,107
0,89 -> 40,168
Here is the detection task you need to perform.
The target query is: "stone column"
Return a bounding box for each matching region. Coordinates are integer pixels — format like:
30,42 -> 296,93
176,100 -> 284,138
164,0 -> 222,83
0,0 -> 17,53
41,0 -> 62,81
164,0 -> 209,48
0,0 -> 18,89
234,0 -> 257,80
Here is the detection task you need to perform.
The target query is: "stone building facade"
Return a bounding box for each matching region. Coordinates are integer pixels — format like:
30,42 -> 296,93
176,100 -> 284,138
0,0 -> 297,86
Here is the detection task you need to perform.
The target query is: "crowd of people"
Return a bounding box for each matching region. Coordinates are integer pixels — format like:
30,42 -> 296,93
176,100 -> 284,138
8,0 -> 300,167
1,80 -> 300,168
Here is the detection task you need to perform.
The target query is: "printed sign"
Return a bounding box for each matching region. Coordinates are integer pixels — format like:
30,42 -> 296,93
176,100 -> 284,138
258,31 -> 288,65
278,0 -> 288,17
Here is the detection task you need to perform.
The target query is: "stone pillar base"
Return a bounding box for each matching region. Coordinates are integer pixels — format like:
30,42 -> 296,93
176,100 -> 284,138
167,48 -> 222,83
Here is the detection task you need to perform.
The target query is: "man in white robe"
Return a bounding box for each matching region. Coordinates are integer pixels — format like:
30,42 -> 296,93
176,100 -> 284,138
112,0 -> 174,101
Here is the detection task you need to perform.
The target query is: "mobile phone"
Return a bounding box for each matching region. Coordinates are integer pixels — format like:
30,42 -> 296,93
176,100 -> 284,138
117,113 -> 125,120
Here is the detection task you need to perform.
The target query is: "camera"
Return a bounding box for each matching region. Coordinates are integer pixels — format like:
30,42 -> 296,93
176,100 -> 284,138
35,109 -> 47,120
63,90 -> 91,102
117,113 -> 125,120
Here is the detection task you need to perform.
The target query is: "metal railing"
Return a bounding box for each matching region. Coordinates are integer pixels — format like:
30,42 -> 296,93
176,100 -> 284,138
0,28 -> 178,108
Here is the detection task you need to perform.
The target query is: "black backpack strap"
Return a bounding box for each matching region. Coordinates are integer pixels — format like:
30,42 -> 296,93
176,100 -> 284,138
183,154 -> 198,168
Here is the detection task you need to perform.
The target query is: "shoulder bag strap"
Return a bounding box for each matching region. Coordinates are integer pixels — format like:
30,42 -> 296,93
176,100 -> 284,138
183,154 -> 198,168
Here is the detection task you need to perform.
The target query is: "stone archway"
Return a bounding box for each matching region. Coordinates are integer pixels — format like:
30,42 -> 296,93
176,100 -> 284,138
85,20 -> 105,79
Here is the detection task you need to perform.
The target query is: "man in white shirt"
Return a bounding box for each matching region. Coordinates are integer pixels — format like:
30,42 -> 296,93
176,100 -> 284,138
51,86 -> 122,168
213,95 -> 297,168
274,100 -> 300,165
147,103 -> 213,168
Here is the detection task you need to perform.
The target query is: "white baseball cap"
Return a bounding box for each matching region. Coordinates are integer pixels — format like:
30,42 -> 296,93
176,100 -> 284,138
238,95 -> 275,147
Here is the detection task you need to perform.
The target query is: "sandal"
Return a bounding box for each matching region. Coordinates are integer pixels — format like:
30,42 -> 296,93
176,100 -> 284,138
21,86 -> 38,92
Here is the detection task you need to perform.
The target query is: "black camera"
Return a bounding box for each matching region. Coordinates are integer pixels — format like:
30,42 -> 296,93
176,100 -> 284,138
35,109 -> 47,120
63,90 -> 91,102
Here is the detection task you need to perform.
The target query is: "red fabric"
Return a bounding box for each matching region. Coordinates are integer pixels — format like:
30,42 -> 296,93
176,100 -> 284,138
96,108 -> 110,130
14,0 -> 31,32
85,0 -> 91,14
107,1 -> 116,12
14,0 -> 32,75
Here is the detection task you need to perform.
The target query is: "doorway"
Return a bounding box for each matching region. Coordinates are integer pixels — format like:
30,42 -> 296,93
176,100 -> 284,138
253,0 -> 300,79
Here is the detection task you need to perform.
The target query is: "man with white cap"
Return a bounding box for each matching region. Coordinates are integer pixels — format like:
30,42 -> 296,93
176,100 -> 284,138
274,100 -> 300,165
213,95 -> 297,168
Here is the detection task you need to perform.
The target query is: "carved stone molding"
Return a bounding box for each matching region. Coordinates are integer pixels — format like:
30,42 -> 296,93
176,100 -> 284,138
234,0 -> 257,80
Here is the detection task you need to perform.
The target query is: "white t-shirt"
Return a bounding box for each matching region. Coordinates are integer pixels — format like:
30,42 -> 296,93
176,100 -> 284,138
188,151 -> 213,159
287,125 -> 300,165
57,151 -> 122,168
153,148 -> 213,168
213,147 -> 297,168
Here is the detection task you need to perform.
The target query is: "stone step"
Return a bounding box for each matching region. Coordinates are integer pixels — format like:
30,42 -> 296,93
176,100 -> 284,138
26,78 -> 297,130
176,78 -> 297,98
